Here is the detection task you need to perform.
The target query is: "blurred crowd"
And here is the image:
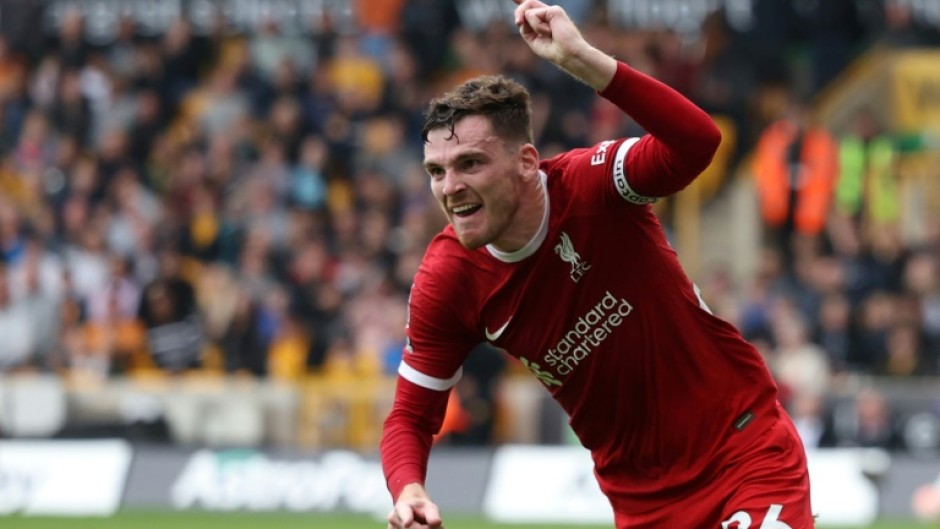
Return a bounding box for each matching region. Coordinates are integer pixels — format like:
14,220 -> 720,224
0,1 -> 938,448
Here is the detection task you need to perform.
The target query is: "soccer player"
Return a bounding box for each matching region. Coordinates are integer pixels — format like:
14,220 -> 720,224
380,1 -> 814,528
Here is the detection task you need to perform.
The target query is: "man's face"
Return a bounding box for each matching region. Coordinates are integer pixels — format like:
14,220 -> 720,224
424,115 -> 526,250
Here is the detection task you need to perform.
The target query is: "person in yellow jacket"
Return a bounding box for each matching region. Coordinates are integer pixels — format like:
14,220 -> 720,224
835,109 -> 900,227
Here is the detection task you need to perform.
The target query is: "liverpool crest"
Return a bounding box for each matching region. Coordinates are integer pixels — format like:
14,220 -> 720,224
554,231 -> 591,283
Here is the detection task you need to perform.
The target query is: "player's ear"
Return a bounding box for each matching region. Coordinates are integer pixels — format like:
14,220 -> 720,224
518,143 -> 540,179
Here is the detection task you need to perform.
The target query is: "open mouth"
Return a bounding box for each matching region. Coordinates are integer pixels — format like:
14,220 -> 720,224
451,204 -> 482,218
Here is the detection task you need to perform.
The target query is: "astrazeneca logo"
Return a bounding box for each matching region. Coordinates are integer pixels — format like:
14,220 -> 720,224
554,231 -> 591,283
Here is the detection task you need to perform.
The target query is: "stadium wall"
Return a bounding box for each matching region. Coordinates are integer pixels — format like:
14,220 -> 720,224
1,440 -> 938,523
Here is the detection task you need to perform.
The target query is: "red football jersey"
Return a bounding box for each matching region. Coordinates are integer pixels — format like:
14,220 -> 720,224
400,136 -> 781,511
382,62 -> 788,515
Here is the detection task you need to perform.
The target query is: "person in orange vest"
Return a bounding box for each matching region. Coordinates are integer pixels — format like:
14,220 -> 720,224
752,97 -> 838,273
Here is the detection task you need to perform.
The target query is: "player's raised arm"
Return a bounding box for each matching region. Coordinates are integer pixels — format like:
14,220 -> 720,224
512,0 -> 721,199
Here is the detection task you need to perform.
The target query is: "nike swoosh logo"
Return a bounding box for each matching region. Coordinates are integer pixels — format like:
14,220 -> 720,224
484,318 -> 512,342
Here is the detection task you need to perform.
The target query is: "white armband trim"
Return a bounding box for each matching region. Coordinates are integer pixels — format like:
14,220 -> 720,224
612,137 -> 658,205
398,362 -> 463,391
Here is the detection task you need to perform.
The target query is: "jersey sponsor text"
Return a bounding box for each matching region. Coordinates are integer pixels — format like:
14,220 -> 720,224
539,290 -> 633,380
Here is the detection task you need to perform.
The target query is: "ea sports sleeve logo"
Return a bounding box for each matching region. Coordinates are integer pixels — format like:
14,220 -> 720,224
554,232 -> 591,283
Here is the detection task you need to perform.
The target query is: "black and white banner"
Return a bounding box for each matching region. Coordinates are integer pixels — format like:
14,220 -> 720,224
483,445 -> 888,526
0,440 -> 936,521
170,449 -> 388,513
0,440 -> 132,516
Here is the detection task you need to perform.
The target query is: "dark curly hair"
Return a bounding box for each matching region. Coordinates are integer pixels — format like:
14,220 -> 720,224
421,75 -> 533,145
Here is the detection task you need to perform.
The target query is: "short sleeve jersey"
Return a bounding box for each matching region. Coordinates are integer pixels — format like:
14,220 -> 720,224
400,136 -> 780,509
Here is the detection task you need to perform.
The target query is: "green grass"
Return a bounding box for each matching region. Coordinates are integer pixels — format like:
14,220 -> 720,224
0,511 -> 932,529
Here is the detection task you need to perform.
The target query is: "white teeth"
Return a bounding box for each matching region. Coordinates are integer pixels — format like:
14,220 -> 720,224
452,204 -> 478,213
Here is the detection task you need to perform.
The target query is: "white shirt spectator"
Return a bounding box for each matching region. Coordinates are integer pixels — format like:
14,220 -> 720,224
7,248 -> 65,303
65,244 -> 110,302
0,300 -> 36,370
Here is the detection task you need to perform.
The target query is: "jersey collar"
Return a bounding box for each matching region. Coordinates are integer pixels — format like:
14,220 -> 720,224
486,170 -> 549,263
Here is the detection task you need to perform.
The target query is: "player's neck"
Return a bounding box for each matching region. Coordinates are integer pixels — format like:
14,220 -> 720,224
490,172 -> 547,253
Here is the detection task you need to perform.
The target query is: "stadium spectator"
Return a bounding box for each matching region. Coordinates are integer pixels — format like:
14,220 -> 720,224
219,287 -> 268,377
904,249 -> 940,369
380,2 -> 812,528
812,292 -> 853,373
881,321 -> 933,377
830,386 -> 905,450
769,308 -> 831,402
446,343 -> 507,446
82,307 -> 147,376
137,247 -> 203,372
738,247 -> 789,343
82,254 -> 145,368
249,17 -> 316,80
881,1 -> 940,47
832,108 -> 900,236
398,0 -> 460,80
850,290 -> 898,373
0,265 -> 36,371
752,96 -> 838,276
289,135 -> 329,211
788,392 -> 835,449
52,7 -> 90,70
687,11 -> 758,165
7,232 -> 63,301
801,0 -> 879,92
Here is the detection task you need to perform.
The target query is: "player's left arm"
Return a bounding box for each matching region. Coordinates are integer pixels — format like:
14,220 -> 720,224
513,0 -> 721,201
598,63 -> 722,200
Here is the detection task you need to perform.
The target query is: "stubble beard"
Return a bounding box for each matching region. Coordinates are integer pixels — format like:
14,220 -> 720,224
455,226 -> 490,250
453,210 -> 502,250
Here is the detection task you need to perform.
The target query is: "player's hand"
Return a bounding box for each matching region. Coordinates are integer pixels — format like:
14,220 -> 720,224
387,483 -> 444,529
512,0 -> 587,66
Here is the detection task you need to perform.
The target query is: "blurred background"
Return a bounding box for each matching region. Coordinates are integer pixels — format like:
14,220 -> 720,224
0,0 -> 938,526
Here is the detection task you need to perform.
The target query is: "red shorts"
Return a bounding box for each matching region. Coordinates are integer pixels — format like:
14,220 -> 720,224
613,414 -> 813,529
